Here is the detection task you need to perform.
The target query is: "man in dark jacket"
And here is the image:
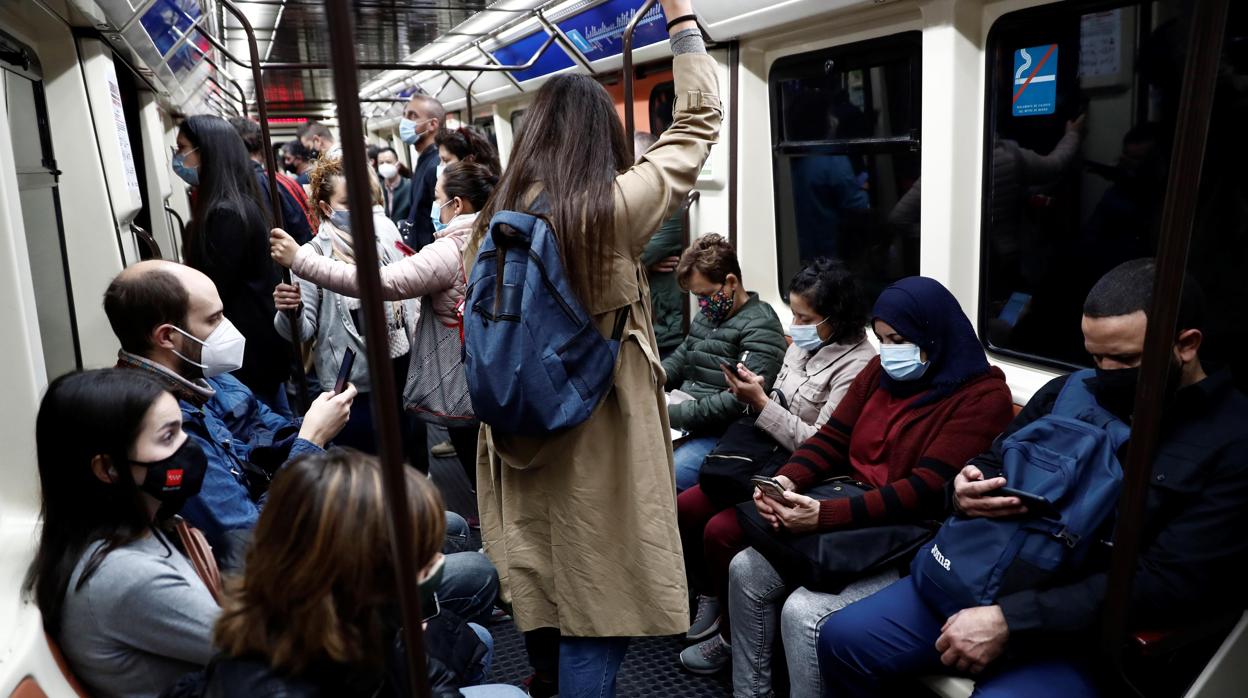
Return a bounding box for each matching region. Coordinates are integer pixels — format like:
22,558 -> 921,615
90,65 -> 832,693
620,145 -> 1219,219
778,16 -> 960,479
817,258 -> 1248,696
399,94 -> 445,250
229,116 -> 314,244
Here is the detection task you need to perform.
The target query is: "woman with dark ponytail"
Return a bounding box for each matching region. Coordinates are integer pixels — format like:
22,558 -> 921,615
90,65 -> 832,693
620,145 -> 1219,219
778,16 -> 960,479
435,125 -> 501,176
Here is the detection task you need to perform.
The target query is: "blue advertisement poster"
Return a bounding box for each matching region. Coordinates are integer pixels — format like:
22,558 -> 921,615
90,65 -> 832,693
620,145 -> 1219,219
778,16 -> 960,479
1012,44 -> 1058,117
491,0 -> 669,83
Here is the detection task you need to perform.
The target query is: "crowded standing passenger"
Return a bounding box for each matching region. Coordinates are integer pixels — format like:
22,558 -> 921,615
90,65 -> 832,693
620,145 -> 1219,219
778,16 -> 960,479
282,139 -> 314,186
378,146 -> 414,222
103,260 -> 354,568
228,116 -> 315,245
199,449 -> 524,697
24,370 -> 218,698
270,155 -> 419,465
172,114 -> 292,415
436,125 -> 502,175
460,1 -> 717,694
677,277 -> 1013,684
818,260 -> 1248,697
271,161 -> 498,491
634,131 -> 686,359
399,94 -> 446,250
663,234 -> 788,492
300,120 -> 338,159
674,259 -> 876,669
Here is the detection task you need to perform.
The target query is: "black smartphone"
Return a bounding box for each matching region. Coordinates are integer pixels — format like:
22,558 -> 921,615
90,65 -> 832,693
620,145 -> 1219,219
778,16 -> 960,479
997,486 -> 1059,520
720,360 -> 739,376
333,348 -> 356,395
750,475 -> 793,507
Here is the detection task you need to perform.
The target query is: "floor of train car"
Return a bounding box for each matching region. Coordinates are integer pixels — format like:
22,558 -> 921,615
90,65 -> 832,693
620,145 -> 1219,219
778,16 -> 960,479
426,424 -> 734,697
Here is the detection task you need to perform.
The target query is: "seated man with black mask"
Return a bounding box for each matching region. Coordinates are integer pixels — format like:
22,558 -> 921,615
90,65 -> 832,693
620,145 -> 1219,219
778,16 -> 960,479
105,260 -> 356,569
818,258 -> 1248,696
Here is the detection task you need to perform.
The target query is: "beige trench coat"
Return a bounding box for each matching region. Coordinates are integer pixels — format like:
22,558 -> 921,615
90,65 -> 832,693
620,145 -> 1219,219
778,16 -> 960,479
466,53 -> 722,637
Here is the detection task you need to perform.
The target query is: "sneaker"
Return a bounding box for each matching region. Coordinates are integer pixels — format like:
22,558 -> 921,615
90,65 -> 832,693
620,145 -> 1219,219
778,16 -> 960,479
523,672 -> 558,698
686,595 -> 721,642
679,634 -> 731,675
431,440 -> 456,458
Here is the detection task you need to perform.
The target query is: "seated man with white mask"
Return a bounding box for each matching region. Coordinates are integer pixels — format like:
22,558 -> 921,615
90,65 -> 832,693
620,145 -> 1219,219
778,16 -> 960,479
104,260 -> 356,569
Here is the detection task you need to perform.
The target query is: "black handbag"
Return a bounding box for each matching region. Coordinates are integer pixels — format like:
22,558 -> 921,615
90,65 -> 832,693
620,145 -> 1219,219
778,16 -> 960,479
736,477 -> 937,593
697,414 -> 792,508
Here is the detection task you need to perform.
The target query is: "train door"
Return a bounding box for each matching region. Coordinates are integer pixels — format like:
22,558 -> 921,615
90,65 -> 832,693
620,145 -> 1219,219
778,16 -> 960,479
1,29 -> 82,379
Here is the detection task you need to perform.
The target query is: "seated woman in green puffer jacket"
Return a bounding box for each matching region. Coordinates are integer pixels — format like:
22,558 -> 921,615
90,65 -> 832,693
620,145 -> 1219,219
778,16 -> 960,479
662,234 -> 788,492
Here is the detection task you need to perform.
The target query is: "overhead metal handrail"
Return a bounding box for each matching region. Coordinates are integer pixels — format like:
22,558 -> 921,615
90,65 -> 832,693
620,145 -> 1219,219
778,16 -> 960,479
322,1 -> 432,696
260,32 -> 557,72
1099,0 -> 1229,662
622,0 -> 659,149
464,71 -> 485,123
217,0 -> 310,412
535,8 -> 596,75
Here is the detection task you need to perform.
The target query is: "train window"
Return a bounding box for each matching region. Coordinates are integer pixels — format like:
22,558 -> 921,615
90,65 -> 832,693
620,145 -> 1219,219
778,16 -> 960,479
473,116 -> 498,150
981,2 -> 1248,385
649,80 -> 674,135
1,40 -> 82,377
770,33 -> 922,301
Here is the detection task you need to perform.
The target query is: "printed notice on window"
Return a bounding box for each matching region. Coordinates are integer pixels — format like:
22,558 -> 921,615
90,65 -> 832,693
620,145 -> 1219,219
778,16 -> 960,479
1012,44 -> 1058,117
1080,10 -> 1122,78
107,73 -> 142,197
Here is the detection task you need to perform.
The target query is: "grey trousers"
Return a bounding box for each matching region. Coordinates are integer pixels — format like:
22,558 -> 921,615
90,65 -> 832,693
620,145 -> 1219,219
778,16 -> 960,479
727,547 -> 899,698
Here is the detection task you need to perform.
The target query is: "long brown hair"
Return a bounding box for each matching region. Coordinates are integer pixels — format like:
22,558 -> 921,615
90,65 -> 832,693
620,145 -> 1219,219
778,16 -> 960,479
472,74 -> 632,304
213,449 -> 445,674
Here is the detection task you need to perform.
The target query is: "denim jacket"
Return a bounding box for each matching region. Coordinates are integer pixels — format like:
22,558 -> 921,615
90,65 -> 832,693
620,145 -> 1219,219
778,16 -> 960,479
117,353 -> 322,559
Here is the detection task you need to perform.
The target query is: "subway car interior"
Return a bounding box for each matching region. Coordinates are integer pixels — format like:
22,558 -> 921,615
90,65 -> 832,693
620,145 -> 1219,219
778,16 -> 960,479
1,0 -> 1246,696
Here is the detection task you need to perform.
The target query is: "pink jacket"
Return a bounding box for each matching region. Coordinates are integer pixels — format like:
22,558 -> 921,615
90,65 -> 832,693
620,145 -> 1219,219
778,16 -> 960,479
289,212 -> 475,326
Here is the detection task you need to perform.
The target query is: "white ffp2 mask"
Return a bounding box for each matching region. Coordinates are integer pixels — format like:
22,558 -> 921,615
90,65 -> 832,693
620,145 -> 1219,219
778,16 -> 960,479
171,319 -> 247,378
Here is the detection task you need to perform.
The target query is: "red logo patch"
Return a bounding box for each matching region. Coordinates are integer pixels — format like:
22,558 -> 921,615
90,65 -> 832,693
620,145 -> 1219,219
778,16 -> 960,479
165,469 -> 184,488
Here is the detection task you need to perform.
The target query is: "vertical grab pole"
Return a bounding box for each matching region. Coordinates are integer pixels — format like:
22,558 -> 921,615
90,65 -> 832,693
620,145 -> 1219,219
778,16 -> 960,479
622,0 -> 659,157
323,1 -> 432,696
218,0 -> 309,413
1099,0 -> 1229,661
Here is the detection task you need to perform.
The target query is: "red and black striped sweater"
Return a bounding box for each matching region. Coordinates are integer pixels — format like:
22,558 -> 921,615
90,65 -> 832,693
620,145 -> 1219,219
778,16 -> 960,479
775,357 -> 1014,531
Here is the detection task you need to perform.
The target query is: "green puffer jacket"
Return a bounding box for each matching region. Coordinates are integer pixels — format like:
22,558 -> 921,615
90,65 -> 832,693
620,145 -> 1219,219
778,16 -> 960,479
641,212 -> 686,351
662,292 -> 788,433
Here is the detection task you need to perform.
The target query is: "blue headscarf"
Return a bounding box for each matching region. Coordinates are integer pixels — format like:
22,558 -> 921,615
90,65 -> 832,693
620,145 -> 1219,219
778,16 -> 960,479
872,276 -> 991,404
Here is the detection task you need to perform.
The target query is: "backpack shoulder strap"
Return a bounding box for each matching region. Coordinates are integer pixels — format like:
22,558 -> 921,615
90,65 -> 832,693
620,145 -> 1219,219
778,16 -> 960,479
1054,369 -> 1131,449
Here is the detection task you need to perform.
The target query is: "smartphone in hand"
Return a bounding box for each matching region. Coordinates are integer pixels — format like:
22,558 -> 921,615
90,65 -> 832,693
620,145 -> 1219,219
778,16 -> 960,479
750,475 -> 793,507
997,486 -> 1059,520
333,348 -> 356,395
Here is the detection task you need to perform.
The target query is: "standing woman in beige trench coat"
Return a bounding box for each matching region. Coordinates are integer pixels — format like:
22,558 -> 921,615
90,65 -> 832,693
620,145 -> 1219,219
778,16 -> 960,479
462,1 -> 720,695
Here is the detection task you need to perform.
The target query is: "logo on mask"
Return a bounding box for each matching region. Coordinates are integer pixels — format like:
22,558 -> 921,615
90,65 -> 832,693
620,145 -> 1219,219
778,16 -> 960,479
165,469 -> 184,489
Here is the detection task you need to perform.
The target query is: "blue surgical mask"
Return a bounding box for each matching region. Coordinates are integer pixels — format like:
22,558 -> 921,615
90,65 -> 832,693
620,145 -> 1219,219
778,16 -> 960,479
327,208 -> 351,233
430,199 -> 448,232
399,117 -> 419,145
789,318 -> 828,352
879,342 -> 930,381
172,152 -> 199,186
436,163 -> 446,180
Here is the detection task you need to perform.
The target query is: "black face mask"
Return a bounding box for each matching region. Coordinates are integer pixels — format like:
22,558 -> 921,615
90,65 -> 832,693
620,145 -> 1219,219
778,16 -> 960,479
132,438 -> 208,519
1092,358 -> 1184,421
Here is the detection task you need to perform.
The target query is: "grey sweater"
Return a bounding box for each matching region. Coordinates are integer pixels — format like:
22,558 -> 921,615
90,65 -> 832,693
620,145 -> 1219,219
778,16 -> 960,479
59,531 -> 219,698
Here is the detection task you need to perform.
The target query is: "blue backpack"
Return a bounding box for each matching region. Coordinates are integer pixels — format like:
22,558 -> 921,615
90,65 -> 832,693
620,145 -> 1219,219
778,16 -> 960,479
463,209 -> 628,436
911,370 -> 1130,617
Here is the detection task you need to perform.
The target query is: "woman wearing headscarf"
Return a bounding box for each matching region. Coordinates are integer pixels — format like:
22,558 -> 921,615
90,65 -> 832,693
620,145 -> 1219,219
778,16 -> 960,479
678,276 -> 1014,692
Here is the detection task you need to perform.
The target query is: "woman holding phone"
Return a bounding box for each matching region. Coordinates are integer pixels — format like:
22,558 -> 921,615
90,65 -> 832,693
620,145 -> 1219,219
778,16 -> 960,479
271,155 -> 418,465
676,259 -> 876,656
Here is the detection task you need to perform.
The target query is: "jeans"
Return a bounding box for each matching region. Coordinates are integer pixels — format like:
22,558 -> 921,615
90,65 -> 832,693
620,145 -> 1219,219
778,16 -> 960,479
559,636 -> 630,698
444,511 -> 473,554
440,547 -> 500,624
818,577 -> 1099,697
673,436 -> 718,493
728,547 -> 898,698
